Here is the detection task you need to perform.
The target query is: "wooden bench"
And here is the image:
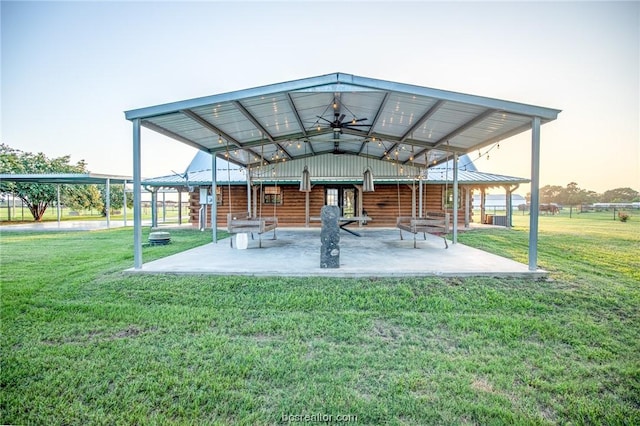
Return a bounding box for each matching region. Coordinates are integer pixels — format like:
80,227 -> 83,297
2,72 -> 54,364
396,213 -> 450,248
227,212 -> 278,248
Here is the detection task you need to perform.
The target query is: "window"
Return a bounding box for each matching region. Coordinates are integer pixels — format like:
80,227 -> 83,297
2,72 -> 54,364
200,187 -> 222,205
263,186 -> 282,205
443,187 -> 461,209
326,188 -> 339,206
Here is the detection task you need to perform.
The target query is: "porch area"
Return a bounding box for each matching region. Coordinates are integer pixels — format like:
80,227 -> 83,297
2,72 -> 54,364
128,228 -> 545,278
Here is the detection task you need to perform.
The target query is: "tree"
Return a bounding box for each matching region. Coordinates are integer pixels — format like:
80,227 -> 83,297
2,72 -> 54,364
64,184 -> 103,212
98,184 -> 132,216
562,182 -> 582,206
601,187 -> 639,203
539,185 -> 564,204
0,144 -> 88,221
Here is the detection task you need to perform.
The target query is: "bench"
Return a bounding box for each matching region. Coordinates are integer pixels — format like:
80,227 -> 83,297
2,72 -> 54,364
226,212 -> 278,248
396,213 -> 450,248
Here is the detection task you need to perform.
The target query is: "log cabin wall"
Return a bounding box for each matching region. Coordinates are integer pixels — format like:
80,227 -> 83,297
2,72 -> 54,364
188,184 -> 472,227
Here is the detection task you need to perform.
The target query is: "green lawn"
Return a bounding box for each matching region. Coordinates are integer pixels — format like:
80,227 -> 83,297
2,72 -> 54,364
1,213 -> 639,425
0,205 -> 189,223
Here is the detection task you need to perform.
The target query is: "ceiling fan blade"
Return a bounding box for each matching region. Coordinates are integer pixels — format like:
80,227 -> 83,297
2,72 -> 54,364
338,113 -> 345,123
351,117 -> 368,123
316,115 -> 333,124
344,124 -> 372,127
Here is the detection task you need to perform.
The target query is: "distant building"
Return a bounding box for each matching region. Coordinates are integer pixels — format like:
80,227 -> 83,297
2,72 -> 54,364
473,193 -> 527,209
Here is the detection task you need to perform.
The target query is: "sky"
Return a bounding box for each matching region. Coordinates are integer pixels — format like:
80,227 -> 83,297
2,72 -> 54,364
2,1 -> 638,195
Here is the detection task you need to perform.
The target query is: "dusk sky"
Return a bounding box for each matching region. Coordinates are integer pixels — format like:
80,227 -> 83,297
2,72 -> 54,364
2,1 -> 638,195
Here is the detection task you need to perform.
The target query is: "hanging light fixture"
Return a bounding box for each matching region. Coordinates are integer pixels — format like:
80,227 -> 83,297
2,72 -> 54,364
299,140 -> 311,192
300,165 -> 311,192
363,168 -> 374,192
363,140 -> 375,192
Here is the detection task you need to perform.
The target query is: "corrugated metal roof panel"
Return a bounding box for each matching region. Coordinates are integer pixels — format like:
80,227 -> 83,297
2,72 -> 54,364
127,72 -> 560,170
424,168 -> 529,185
251,155 -> 420,180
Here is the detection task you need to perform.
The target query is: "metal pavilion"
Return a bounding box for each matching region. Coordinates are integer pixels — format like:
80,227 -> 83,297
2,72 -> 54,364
125,72 -> 561,271
0,173 -> 131,227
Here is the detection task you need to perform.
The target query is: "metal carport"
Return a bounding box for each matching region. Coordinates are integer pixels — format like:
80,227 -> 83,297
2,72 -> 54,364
0,173 -> 131,227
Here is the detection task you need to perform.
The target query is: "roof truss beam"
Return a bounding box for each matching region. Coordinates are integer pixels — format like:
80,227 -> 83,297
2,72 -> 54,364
286,93 -> 308,139
181,109 -> 269,164
141,120 -> 203,152
432,108 -> 497,149
367,91 -> 391,137
409,108 -> 497,164
232,100 -> 292,160
400,99 -> 445,142
180,109 -> 242,148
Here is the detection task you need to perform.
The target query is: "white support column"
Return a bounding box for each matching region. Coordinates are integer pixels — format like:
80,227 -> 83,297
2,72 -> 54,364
452,153 -> 459,244
151,189 -> 157,228
464,187 -> 471,228
306,190 -> 311,227
418,176 -> 424,217
410,184 -> 417,218
505,185 -> 512,228
177,190 -> 182,225
162,191 -> 166,223
106,178 -> 111,229
56,184 -> 61,226
211,154 -> 218,243
480,187 -> 486,224
133,119 -> 142,269
529,117 -> 542,271
123,180 -> 127,227
252,186 -> 258,220
247,168 -> 252,216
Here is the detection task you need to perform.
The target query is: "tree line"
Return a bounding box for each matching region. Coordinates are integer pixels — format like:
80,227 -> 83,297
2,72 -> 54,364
0,144 -> 130,221
530,182 -> 639,206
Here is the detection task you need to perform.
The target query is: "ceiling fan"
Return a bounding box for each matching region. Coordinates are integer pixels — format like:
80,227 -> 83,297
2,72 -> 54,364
316,112 -> 371,134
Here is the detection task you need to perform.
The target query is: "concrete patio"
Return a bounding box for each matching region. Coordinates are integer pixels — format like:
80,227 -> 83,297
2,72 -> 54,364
128,228 -> 545,278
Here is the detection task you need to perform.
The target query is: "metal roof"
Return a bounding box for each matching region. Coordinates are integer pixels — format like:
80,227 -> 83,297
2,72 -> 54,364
125,72 -> 560,169
0,173 -> 131,185
142,165 -> 247,188
424,168 -> 529,185
142,154 -> 527,187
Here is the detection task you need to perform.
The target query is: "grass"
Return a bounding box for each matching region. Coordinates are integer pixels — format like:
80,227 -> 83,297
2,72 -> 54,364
0,205 -> 189,223
1,213 -> 639,425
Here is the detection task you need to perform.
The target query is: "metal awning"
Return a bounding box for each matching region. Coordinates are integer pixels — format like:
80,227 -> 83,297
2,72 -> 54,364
0,173 -> 131,185
125,72 -> 560,168
0,173 -> 132,228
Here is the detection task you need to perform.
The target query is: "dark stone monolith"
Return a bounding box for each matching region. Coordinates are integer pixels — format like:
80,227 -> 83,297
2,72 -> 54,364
320,205 -> 340,268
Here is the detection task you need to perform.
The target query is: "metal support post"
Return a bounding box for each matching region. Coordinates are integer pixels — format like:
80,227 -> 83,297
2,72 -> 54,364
123,180 -> 127,227
529,117 -> 541,271
452,153 -> 459,243
133,119 -> 142,269
211,154 -> 218,243
106,178 -> 111,229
